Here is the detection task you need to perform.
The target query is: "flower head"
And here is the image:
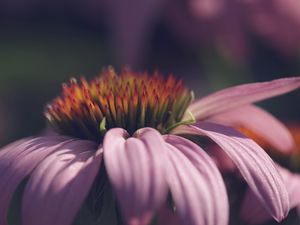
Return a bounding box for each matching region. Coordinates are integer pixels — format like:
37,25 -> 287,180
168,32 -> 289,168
0,68 -> 299,225
44,67 -> 193,141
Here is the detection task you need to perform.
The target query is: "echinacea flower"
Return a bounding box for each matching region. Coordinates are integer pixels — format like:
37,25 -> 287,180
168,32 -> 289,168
240,124 -> 300,224
0,67 -> 299,225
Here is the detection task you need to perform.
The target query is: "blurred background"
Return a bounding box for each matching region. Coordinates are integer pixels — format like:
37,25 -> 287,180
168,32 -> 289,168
0,0 -> 300,224
0,1 -> 300,148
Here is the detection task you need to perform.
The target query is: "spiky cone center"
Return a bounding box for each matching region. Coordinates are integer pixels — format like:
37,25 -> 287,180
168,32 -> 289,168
45,68 -> 194,142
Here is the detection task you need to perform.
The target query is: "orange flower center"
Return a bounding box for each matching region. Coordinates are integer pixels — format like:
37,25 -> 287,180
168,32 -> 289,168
44,67 -> 194,142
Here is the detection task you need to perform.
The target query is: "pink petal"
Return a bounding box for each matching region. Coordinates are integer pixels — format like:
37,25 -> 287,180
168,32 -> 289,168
164,142 -> 217,225
240,189 -> 272,225
206,145 -> 237,173
207,104 -> 294,152
164,135 -> 229,225
240,165 -> 300,224
0,136 -> 71,225
188,77 -> 300,120
22,140 -> 101,225
103,128 -> 168,225
177,122 -> 290,222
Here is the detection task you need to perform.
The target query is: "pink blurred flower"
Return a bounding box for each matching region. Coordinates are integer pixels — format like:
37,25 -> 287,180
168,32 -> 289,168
76,0 -> 168,66
166,0 -> 300,62
84,0 -> 300,65
0,69 -> 299,225
3,0 -> 300,66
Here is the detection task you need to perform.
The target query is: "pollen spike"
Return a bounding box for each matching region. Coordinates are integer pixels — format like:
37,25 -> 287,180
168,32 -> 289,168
70,77 -> 77,84
45,67 -> 192,142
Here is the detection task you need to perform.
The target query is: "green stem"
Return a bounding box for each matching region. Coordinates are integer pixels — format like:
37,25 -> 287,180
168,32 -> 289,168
164,110 -> 196,133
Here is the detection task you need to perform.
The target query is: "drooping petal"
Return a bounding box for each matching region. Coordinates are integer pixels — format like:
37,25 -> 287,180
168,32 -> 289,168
164,135 -> 229,225
163,142 -> 216,225
240,165 -> 300,224
207,104 -> 294,152
175,122 -> 289,222
22,140 -> 101,225
187,77 -> 300,120
0,136 -> 71,225
103,128 -> 168,225
206,145 -> 237,173
240,190 -> 271,225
